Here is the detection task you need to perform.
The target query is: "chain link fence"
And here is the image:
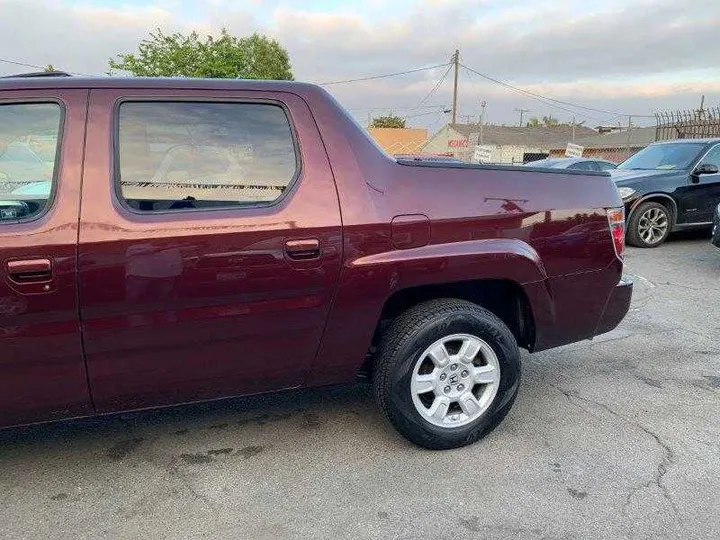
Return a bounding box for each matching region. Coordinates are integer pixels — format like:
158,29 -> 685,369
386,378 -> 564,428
398,106 -> 720,166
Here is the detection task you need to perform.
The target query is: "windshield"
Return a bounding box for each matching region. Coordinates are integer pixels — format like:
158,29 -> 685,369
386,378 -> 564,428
617,142 -> 705,170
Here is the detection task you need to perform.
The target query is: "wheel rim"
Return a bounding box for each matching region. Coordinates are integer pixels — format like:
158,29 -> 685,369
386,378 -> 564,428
410,333 -> 501,428
638,207 -> 668,245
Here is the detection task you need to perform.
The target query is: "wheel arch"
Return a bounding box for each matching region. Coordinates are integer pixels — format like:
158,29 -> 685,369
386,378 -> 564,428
372,279 -> 537,351
309,239 -> 554,386
628,193 -> 678,225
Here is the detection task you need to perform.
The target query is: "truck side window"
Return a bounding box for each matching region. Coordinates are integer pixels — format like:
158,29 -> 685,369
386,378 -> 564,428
0,103 -> 61,222
116,101 -> 299,212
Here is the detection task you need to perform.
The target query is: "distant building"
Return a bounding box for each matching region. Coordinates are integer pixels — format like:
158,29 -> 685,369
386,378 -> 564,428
368,127 -> 428,155
420,123 -> 596,163
549,126 -> 660,162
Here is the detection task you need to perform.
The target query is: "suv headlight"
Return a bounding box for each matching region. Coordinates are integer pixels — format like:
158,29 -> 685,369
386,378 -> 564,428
617,187 -> 636,200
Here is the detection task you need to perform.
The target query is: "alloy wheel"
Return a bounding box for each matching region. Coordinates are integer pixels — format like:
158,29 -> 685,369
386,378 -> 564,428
410,333 -> 501,428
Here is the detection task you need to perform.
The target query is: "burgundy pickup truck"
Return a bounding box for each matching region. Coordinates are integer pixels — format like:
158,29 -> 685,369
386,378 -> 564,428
0,76 -> 631,449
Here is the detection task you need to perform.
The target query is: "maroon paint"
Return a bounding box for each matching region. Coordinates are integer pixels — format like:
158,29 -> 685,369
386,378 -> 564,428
0,88 -> 92,426
0,78 -> 630,428
79,88 -> 342,411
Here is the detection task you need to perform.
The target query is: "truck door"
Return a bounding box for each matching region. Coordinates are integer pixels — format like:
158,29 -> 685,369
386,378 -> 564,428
79,88 -> 342,412
0,89 -> 91,426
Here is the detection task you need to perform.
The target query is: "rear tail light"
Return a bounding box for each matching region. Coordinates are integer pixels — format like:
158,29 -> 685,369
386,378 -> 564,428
606,208 -> 625,260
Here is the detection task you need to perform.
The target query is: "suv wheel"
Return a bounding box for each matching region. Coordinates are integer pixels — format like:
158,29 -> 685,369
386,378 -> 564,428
373,299 -> 521,450
627,201 -> 671,248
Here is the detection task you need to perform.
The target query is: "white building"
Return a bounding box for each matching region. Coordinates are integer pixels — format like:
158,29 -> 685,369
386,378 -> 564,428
421,123 -> 597,164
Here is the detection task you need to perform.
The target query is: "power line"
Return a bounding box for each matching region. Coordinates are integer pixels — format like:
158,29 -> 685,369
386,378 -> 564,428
405,64 -> 453,119
462,65 -> 608,123
318,63 -> 450,86
0,57 -> 45,71
347,104 -> 444,113
0,57 -> 93,77
405,109 -> 449,120
461,63 -> 655,119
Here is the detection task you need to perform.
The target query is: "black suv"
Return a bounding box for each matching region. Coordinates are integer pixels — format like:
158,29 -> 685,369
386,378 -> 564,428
612,139 -> 720,247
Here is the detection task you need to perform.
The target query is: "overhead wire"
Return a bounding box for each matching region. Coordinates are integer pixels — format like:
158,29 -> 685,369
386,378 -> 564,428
461,63 -> 655,119
461,65 -> 607,123
0,57 -> 46,71
404,64 -> 453,120
318,63 -> 450,86
0,57 -> 93,77
463,66 -> 602,122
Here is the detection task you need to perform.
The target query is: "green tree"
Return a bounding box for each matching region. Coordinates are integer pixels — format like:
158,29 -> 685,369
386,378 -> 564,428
370,114 -> 406,129
108,28 -> 293,80
44,64 -> 56,73
527,115 -> 563,127
542,115 -> 560,127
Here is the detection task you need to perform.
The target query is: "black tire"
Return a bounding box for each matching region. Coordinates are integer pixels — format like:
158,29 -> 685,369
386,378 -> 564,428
626,201 -> 672,248
372,299 -> 521,450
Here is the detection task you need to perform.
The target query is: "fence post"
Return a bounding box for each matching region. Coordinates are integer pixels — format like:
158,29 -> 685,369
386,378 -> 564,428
626,116 -> 632,159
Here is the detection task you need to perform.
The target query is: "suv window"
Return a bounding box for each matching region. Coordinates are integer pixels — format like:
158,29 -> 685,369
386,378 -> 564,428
568,161 -> 595,171
117,101 -> 298,212
700,144 -> 720,169
0,103 -> 61,222
596,161 -> 616,171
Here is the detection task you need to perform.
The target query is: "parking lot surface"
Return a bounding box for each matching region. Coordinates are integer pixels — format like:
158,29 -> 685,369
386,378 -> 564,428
1,233 -> 718,540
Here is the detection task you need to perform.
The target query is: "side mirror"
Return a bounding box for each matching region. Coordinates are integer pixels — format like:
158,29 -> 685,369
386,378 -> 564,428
694,163 -> 719,175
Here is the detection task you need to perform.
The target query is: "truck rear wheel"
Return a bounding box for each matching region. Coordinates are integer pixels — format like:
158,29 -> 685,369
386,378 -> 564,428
373,299 -> 521,450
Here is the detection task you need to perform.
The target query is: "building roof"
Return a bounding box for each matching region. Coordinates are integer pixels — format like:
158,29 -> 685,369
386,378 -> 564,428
569,126 -> 658,149
448,123 -> 597,148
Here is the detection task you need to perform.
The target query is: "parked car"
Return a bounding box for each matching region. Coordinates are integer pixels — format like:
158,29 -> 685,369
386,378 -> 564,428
612,139 -> 720,247
526,157 -> 617,171
0,75 -> 631,449
712,202 -> 720,249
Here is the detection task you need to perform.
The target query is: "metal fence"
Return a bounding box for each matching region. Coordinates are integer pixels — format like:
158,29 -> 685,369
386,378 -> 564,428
385,107 -> 720,166
655,107 -> 720,141
444,124 -> 652,166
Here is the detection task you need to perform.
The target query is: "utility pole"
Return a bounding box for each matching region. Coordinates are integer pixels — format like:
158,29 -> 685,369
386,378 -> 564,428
514,108 -> 529,127
452,49 -> 459,125
572,115 -> 576,143
479,100 -> 486,145
626,115 -> 633,159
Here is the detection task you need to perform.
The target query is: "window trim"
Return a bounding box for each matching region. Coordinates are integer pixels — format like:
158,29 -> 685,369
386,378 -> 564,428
112,97 -> 303,216
0,99 -> 65,225
695,143 -> 720,169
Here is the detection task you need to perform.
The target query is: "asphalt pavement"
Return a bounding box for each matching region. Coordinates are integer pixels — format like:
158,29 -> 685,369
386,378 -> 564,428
1,231 -> 718,540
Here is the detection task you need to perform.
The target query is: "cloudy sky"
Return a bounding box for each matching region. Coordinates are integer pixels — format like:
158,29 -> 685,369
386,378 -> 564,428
1,0 -> 719,129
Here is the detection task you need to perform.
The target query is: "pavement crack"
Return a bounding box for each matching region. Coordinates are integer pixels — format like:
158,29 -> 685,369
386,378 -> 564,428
549,384 -> 682,524
166,457 -> 221,522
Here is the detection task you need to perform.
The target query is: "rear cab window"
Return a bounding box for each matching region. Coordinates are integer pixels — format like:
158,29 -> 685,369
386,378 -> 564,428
0,103 -> 62,222
116,101 -> 299,212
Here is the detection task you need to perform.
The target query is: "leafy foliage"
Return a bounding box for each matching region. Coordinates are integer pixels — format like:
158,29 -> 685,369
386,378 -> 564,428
527,115 -> 563,127
370,115 -> 407,129
108,28 -> 293,80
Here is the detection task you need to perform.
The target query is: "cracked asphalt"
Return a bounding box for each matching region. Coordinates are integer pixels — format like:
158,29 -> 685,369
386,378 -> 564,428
1,231 -> 718,540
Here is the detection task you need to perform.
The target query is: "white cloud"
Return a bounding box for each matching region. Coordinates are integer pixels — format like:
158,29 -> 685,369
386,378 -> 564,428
0,0 -> 719,126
